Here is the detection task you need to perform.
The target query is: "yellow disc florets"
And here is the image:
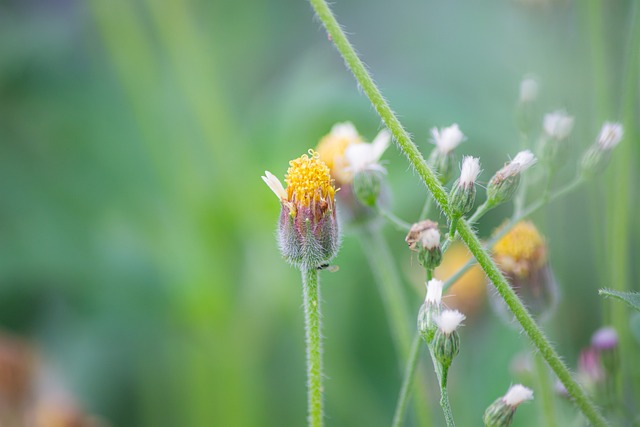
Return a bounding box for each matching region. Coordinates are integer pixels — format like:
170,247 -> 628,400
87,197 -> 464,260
493,221 -> 546,277
285,150 -> 336,207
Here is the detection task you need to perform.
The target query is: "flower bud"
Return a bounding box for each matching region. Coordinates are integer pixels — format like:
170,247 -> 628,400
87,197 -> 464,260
262,150 -> 341,270
486,151 -> 536,207
432,309 -> 465,368
417,279 -> 444,343
483,384 -> 533,427
591,326 -> 619,379
352,169 -> 383,207
519,77 -> 539,104
490,221 -> 558,324
406,220 -> 442,270
428,124 -> 466,184
539,110 -> 574,165
450,156 -> 481,217
580,122 -> 623,177
578,347 -> 604,391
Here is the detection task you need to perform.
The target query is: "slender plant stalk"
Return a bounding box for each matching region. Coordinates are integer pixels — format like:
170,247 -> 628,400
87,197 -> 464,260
427,350 -> 455,427
391,333 -> 423,427
420,195 -> 434,220
534,352 -> 558,427
302,267 -> 323,427
376,205 -> 413,231
359,228 -> 432,427
306,1 -> 609,425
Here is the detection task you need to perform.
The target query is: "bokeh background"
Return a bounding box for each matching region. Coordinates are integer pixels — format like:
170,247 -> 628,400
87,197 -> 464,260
0,0 -> 638,426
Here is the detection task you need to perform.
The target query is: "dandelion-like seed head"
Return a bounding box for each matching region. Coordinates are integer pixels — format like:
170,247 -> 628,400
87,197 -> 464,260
459,156 -> 481,187
435,309 -> 465,334
596,122 -> 624,150
431,124 -> 466,154
543,110 -> 574,140
426,278 -> 444,306
502,384 -> 534,407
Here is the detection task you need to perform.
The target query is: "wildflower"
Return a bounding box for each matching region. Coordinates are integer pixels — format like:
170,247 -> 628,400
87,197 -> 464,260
581,122 -> 624,176
578,347 -> 604,390
483,384 -> 533,427
346,129 -> 391,206
486,150 -> 536,207
539,110 -> 574,165
519,77 -> 539,104
450,156 -> 481,217
316,122 -> 362,186
591,326 -> 619,378
262,150 -> 340,269
432,309 -> 465,368
543,110 -> 574,141
417,278 -> 444,343
406,220 -> 442,270
428,124 -> 466,184
490,221 -> 558,323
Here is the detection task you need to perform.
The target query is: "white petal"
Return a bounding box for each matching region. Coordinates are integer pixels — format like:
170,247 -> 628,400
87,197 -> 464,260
459,156 -> 481,186
370,129 -> 391,162
425,278 -> 443,305
431,124 -> 466,154
261,171 -> 287,200
543,111 -> 574,140
331,122 -> 359,140
435,309 -> 465,334
503,384 -> 534,407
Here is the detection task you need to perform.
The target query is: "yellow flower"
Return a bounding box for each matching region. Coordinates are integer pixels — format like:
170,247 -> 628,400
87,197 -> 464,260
493,220 -> 546,278
316,122 -> 362,185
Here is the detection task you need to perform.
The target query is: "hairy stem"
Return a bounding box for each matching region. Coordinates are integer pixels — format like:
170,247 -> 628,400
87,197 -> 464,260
306,1 -> 608,425
302,267 -> 323,427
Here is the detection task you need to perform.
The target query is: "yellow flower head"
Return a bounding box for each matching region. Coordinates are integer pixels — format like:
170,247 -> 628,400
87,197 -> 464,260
316,122 -> 362,185
285,150 -> 336,209
493,221 -> 546,277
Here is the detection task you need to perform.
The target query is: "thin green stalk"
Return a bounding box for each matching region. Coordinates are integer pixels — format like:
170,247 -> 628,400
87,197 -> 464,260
420,195 -> 434,220
391,333 -> 423,427
376,204 -> 412,231
534,352 -> 558,427
307,1 -> 608,425
467,200 -> 493,224
427,349 -> 455,427
359,228 -> 432,427
302,267 -> 323,427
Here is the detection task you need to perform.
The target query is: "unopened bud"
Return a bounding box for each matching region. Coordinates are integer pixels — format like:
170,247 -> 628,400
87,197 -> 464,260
429,124 -> 466,184
539,110 -> 574,165
580,122 -> 624,177
519,77 -> 539,104
352,169 -> 383,207
417,279 -> 444,343
432,310 -> 465,368
487,151 -> 536,207
450,156 -> 481,217
591,326 -> 619,378
406,220 -> 442,270
483,384 -> 533,427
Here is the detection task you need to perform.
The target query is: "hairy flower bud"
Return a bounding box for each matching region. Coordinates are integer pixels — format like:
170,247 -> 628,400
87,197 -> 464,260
539,110 -> 574,166
432,310 -> 465,368
406,220 -> 442,270
487,151 -> 536,207
428,124 -> 466,184
580,122 -> 624,177
450,156 -> 481,217
417,279 -> 444,343
483,384 -> 533,427
262,150 -> 340,269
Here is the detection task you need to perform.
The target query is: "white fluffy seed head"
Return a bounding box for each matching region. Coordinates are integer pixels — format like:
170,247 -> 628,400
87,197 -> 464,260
543,111 -> 574,140
425,279 -> 444,306
459,156 -> 481,187
435,309 -> 465,334
431,124 -> 466,154
502,384 -> 534,407
596,122 -> 623,150
509,150 -> 537,174
519,77 -> 539,103
421,228 -> 441,251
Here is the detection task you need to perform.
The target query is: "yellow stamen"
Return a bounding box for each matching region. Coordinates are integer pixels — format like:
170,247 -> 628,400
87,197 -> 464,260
493,221 -> 546,276
285,150 -> 336,207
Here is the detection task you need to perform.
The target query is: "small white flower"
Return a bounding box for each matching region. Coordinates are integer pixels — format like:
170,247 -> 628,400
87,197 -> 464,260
519,77 -> 539,103
543,110 -> 574,140
435,309 -> 465,334
426,279 -> 444,305
459,156 -> 481,187
421,228 -> 441,251
596,122 -> 623,150
344,129 -> 391,174
502,384 -> 534,407
330,122 -> 360,140
262,170 -> 287,200
430,124 -> 466,154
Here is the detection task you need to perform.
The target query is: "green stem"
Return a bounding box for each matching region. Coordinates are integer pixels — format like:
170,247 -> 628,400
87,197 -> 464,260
391,333 -> 423,427
302,267 -> 323,427
438,366 -> 455,427
307,1 -> 608,425
448,216 -> 459,243
534,352 -> 558,427
376,204 -> 412,231
467,200 -> 493,224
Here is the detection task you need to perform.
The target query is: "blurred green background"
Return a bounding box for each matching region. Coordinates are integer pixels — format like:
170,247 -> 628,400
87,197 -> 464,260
0,0 -> 637,426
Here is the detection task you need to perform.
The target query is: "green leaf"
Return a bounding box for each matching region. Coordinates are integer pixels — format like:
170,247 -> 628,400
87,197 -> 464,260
598,288 -> 640,312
